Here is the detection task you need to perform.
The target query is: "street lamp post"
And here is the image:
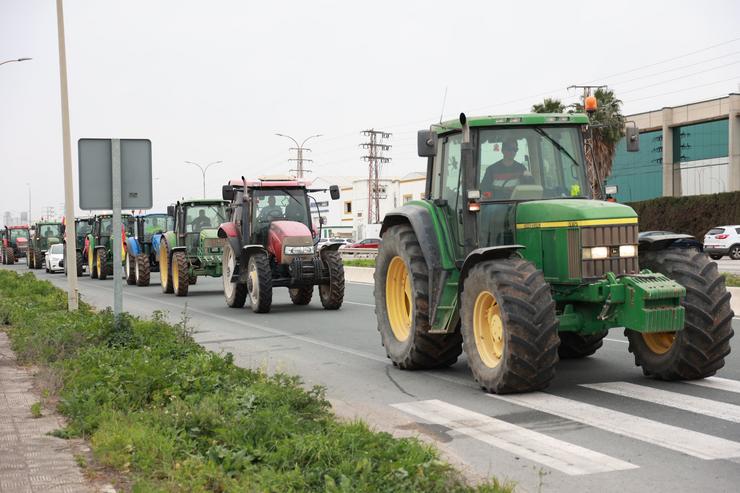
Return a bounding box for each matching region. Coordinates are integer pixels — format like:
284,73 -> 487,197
0,57 -> 32,67
275,133 -> 322,178
184,160 -> 223,198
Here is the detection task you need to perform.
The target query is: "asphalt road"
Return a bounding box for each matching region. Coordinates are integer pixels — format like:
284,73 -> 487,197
717,258 -> 740,275
4,261 -> 740,493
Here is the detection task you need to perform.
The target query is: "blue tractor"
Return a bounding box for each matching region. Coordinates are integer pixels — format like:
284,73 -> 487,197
125,213 -> 173,286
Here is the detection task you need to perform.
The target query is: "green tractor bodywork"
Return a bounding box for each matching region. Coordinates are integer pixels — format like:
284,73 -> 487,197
27,222 -> 64,269
159,199 -> 229,296
375,113 -> 733,393
63,217 -> 91,277
86,214 -> 135,280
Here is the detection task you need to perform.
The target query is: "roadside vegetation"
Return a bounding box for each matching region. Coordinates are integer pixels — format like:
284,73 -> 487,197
342,258 -> 376,268
724,273 -> 740,287
0,270 -> 509,493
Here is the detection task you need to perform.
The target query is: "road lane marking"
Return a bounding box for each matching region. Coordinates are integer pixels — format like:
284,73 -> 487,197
582,381 -> 740,423
604,338 -> 628,344
392,399 -> 637,475
344,300 -> 376,308
685,376 -> 740,394
491,393 -> 740,459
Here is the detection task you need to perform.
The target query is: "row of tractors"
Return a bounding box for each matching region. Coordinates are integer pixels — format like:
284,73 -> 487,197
18,176 -> 347,314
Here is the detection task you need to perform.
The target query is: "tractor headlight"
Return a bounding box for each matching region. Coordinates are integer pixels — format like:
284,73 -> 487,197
583,246 -> 609,260
619,245 -> 637,258
284,245 -> 314,255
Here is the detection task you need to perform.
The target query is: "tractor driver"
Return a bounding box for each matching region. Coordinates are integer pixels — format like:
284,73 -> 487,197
191,209 -> 212,231
480,137 -> 531,199
258,196 -> 283,222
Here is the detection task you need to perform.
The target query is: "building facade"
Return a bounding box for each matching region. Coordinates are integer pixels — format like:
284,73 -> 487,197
608,93 -> 740,202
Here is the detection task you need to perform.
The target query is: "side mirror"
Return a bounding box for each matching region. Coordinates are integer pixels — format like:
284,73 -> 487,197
167,205 -> 175,217
222,185 -> 235,201
329,185 -> 340,200
417,129 -> 438,157
625,123 -> 640,152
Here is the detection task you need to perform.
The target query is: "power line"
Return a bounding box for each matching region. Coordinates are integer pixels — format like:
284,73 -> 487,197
617,60 -> 740,95
609,51 -> 740,86
627,77 -> 739,103
360,129 -> 391,224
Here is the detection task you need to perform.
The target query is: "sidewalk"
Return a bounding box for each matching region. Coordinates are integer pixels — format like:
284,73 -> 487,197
0,332 -> 93,493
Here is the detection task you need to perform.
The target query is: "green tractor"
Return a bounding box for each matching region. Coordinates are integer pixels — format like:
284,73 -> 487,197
63,217 -> 91,277
86,214 -> 135,280
159,199 -> 229,296
27,222 -> 64,270
375,112 -> 734,394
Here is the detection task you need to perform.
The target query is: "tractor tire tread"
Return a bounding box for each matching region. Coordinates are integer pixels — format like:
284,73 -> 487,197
319,250 -> 344,310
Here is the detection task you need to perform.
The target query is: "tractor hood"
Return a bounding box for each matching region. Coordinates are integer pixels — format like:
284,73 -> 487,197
268,220 -> 313,264
516,199 -> 637,228
199,228 -> 219,241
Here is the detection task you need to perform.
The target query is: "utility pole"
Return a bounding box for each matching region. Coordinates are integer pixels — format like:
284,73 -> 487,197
568,84 -> 607,200
275,133 -> 322,178
360,129 -> 391,224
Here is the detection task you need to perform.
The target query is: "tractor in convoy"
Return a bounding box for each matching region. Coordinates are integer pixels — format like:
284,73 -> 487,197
125,213 -> 173,286
218,176 -> 344,313
86,214 -> 135,280
374,112 -> 734,394
27,222 -> 64,270
159,199 -> 229,296
63,217 -> 91,277
1,225 -> 30,264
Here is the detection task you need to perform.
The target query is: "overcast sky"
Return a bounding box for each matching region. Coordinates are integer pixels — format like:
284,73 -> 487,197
1,0 -> 739,220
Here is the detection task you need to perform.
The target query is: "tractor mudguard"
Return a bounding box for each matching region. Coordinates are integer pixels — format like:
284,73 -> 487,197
238,244 -> 268,282
126,237 -> 142,256
151,234 -> 163,261
458,245 -> 526,293
321,243 -> 343,252
638,232 -> 702,252
217,222 -> 239,239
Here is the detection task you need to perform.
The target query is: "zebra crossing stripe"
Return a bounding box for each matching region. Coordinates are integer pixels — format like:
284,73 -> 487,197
582,381 -> 740,424
491,393 -> 740,460
392,399 -> 637,476
685,376 -> 740,394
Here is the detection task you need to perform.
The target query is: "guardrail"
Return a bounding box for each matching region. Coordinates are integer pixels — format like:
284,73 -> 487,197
339,247 -> 378,260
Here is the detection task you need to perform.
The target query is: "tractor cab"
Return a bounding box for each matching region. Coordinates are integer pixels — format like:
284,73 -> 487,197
73,217 -> 92,246
169,200 -> 228,255
138,213 -> 173,241
27,222 -> 64,269
1,225 -> 30,264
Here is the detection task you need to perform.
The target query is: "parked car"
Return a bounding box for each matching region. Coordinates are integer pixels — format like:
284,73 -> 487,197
347,238 -> 382,249
703,225 -> 740,260
44,243 -> 65,273
317,237 -> 351,251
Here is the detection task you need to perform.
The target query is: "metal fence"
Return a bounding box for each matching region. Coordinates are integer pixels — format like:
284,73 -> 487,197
338,248 -> 378,260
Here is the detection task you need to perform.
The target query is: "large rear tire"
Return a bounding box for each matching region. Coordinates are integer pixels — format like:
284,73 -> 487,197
172,251 -> 189,297
1,247 -> 7,264
96,249 -> 108,280
76,250 -> 83,277
289,286 -> 313,305
627,249 -> 734,380
374,224 -> 462,369
33,250 -> 43,270
460,258 -> 560,394
558,331 -> 608,359
135,254 -> 150,286
247,252 -> 272,313
88,247 -> 98,279
159,239 -> 173,294
27,248 -> 34,269
319,250 -> 344,310
222,243 -> 247,308
125,252 -> 136,285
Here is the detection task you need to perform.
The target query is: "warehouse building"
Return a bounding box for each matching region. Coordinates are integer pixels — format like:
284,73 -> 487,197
608,93 -> 740,202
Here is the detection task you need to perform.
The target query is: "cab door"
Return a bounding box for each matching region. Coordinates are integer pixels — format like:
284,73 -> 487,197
430,133 -> 465,260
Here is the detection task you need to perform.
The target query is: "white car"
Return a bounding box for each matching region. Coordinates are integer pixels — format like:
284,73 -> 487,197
703,225 -> 740,260
44,243 -> 65,273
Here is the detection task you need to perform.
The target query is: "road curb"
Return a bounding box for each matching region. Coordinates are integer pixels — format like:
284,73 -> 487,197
728,287 -> 740,315
344,266 -> 375,284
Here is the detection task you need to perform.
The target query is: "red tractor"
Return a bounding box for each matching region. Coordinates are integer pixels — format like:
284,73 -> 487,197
1,225 -> 30,264
218,176 -> 345,313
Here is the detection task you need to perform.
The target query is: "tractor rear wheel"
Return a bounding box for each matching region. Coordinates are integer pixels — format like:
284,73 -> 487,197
222,243 -> 247,308
319,250 -> 344,310
460,258 -> 560,394
1,247 -> 7,264
558,330 -> 608,359
76,251 -> 83,277
159,239 -> 173,293
27,248 -> 34,269
96,249 -> 108,280
33,250 -> 43,270
135,254 -> 150,286
125,253 -> 136,285
8,249 -> 15,264
172,251 -> 189,297
247,252 -> 272,313
375,224 -> 462,369
290,286 -> 313,305
627,249 -> 734,380
88,248 -> 98,279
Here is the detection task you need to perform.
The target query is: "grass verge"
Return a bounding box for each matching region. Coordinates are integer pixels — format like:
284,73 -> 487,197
723,273 -> 740,287
0,271 -> 509,493
342,259 -> 376,268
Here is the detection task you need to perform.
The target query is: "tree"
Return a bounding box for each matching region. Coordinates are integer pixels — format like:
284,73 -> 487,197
531,98 -> 566,113
570,88 -> 625,199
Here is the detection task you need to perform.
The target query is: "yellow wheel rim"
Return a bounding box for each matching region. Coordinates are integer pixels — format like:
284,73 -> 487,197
386,256 -> 412,342
642,332 -> 676,355
96,252 -> 102,277
473,290 -> 504,368
160,243 -> 168,288
172,254 -> 179,291
88,248 -> 93,272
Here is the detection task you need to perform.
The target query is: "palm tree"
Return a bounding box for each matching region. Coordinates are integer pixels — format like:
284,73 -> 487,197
570,88 -> 625,199
531,98 -> 566,113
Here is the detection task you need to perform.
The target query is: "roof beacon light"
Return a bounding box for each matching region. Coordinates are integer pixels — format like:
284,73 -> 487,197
585,95 -> 598,114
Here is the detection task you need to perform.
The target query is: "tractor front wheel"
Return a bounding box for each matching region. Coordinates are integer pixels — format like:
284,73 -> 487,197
33,250 -> 43,270
627,249 -> 734,380
125,252 -> 136,285
319,250 -> 344,310
88,248 -> 98,279
76,250 -> 83,277
27,248 -> 34,269
222,243 -> 247,308
247,252 -> 272,313
135,254 -> 150,286
374,224 -> 462,369
159,240 -> 173,293
290,286 -> 313,305
558,330 -> 608,359
460,258 -> 559,394
172,251 -> 190,297
96,249 -> 108,280
709,254 -> 723,260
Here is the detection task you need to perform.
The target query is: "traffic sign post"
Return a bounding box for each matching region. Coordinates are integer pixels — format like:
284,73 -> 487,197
78,138 -> 152,324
